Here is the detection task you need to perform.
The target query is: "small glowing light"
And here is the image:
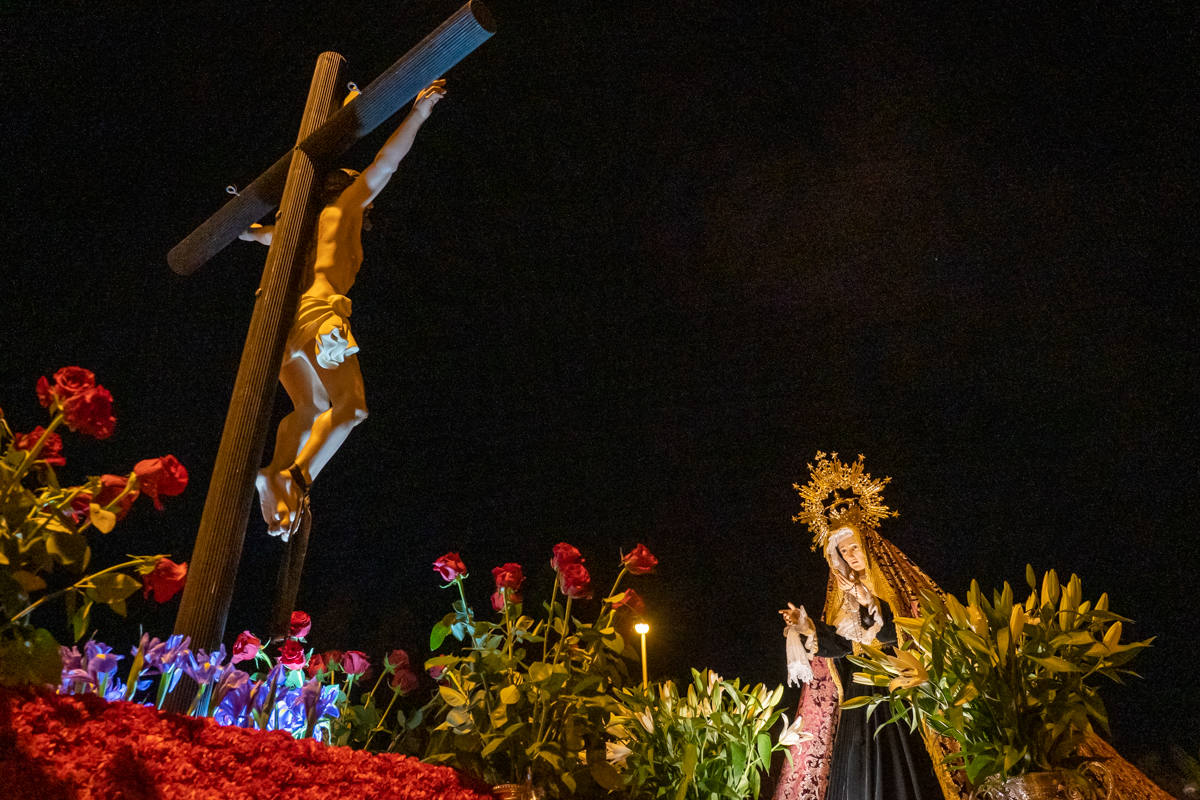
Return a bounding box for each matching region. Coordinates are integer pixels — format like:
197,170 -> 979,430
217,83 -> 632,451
634,623 -> 649,635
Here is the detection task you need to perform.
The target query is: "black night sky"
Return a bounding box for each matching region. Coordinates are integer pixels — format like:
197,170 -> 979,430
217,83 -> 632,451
3,0 -> 1197,768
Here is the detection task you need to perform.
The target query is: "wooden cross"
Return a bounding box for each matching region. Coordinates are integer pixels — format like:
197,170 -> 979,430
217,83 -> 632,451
167,2 -> 495,678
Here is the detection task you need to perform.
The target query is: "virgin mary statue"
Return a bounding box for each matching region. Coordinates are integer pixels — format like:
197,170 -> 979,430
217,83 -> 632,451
772,453 -> 1171,800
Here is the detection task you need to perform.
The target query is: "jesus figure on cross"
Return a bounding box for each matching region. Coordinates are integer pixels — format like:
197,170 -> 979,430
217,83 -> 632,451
240,79 -> 446,539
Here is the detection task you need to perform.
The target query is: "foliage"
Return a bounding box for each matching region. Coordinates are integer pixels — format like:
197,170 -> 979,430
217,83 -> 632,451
845,566 -> 1152,788
609,669 -> 791,800
0,368 -> 189,686
420,544 -> 654,798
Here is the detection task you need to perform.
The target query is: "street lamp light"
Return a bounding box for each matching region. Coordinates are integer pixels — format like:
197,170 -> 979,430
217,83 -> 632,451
634,622 -> 649,687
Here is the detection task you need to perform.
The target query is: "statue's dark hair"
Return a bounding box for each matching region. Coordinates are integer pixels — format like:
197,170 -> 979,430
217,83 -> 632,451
320,168 -> 359,206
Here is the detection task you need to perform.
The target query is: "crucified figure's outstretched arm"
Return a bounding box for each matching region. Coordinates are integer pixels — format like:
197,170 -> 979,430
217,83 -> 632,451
343,79 -> 446,208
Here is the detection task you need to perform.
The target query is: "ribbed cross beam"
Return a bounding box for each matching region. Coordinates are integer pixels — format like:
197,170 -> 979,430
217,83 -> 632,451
167,0 -> 494,276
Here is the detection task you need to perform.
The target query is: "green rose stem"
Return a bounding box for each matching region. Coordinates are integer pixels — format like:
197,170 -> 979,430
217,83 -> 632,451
502,588 -> 515,664
8,557 -> 147,623
363,686 -> 402,750
550,595 -> 574,667
531,592 -> 577,750
541,572 -> 561,661
600,566 -> 629,628
0,412 -> 65,503
360,662 -> 389,710
453,576 -> 482,649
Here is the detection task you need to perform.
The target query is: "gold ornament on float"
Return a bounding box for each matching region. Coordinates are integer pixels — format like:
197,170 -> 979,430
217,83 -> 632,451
793,452 -> 897,550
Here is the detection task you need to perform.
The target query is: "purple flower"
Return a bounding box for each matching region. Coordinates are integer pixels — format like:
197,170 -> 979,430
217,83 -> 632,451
60,645 -> 83,672
213,679 -> 254,727
102,679 -> 128,702
84,640 -> 114,661
142,634 -> 191,673
59,646 -> 88,693
209,664 -> 250,716
87,651 -> 122,679
183,645 -> 227,684
300,676 -> 341,721
275,687 -> 307,733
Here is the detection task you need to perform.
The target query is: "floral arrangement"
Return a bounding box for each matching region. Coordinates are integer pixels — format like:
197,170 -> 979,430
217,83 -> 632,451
53,608 -> 424,746
845,566 -> 1152,791
1,367 -> 189,686
608,669 -> 795,800
420,542 -> 657,797
0,684 -> 494,800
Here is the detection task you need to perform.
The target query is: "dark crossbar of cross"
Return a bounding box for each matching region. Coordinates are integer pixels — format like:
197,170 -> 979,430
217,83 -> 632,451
167,0 -> 494,276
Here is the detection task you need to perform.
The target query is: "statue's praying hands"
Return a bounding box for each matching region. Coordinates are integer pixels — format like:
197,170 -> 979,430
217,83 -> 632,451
779,602 -> 816,636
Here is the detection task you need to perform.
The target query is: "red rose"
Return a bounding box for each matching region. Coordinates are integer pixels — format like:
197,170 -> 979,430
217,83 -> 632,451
428,664 -> 447,682
142,558 -> 187,602
277,640 -> 307,671
491,562 -> 524,591
550,542 -> 583,571
390,667 -> 419,693
289,610 -> 312,639
96,474 -> 138,520
559,561 -> 592,599
14,427 -> 66,466
433,552 -> 467,581
230,631 -> 261,664
323,649 -> 344,667
61,385 -> 116,440
132,455 -> 188,510
305,651 -> 331,678
621,543 -> 658,575
385,649 -> 411,671
52,367 -> 96,398
341,650 -> 369,676
611,588 -> 646,615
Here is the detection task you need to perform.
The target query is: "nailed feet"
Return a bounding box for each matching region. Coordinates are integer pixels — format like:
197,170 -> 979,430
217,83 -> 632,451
255,467 -> 304,541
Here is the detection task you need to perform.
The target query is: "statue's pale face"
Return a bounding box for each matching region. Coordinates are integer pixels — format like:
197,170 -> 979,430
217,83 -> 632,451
835,531 -> 867,572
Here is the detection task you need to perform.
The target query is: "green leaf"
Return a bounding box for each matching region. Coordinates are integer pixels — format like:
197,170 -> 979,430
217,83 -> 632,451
840,695 -> 877,710
46,529 -> 88,567
86,572 -> 140,604
1051,631 -> 1096,648
589,758 -> 624,791
674,742 -> 699,800
430,620 -> 452,651
481,734 -> 508,757
0,627 -> 63,687
499,684 -> 521,705
71,598 -> 94,641
756,732 -> 772,766
438,685 -> 469,708
1029,655 -> 1081,673
10,570 -> 46,594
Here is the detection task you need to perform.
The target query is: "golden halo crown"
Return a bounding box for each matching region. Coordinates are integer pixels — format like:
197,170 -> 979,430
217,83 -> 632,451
792,452 -> 897,550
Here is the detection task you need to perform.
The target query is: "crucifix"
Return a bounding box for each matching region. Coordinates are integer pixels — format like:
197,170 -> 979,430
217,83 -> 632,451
167,2 -> 495,675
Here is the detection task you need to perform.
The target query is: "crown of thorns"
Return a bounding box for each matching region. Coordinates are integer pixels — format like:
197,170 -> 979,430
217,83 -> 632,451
793,452 -> 896,550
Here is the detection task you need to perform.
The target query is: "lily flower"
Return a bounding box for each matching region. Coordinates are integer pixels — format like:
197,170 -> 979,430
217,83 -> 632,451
887,649 -> 929,691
